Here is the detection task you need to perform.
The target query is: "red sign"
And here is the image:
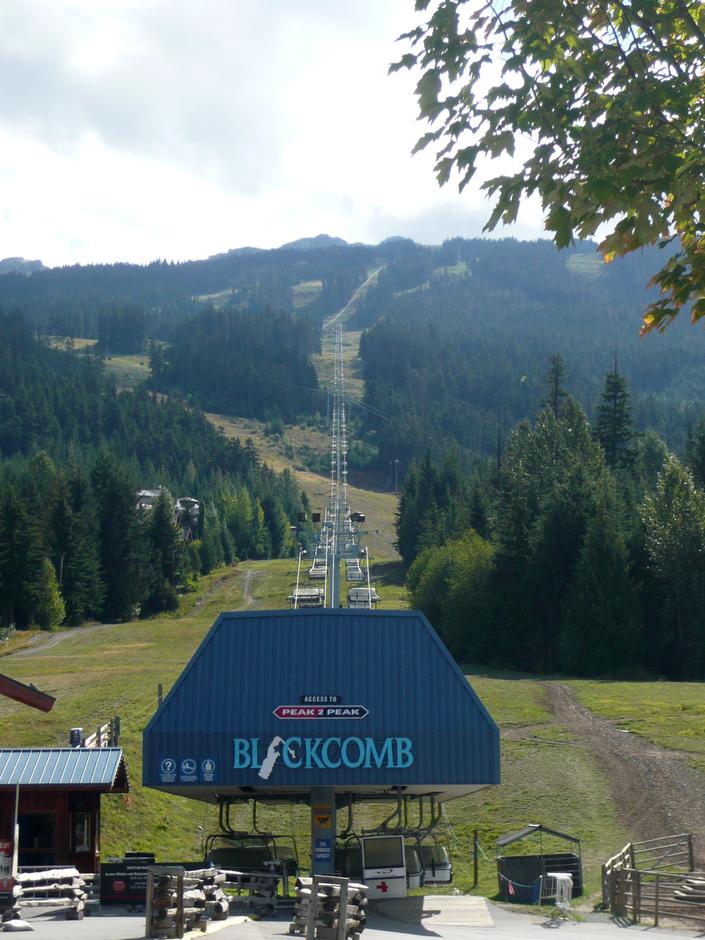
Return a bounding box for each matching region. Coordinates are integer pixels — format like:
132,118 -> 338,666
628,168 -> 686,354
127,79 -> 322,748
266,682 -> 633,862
113,879 -> 126,893
376,881 -> 389,893
273,705 -> 369,720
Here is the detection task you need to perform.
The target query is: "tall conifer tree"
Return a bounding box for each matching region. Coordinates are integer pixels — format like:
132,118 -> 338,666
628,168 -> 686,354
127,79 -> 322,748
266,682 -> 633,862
595,361 -> 635,468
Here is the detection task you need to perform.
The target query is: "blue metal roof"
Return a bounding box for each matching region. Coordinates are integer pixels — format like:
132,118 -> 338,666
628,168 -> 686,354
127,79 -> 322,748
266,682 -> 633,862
143,610 -> 500,801
0,748 -> 128,790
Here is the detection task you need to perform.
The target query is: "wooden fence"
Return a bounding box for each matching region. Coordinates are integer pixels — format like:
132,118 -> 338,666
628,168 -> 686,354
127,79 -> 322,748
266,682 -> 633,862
603,834 -> 704,928
82,716 -> 120,749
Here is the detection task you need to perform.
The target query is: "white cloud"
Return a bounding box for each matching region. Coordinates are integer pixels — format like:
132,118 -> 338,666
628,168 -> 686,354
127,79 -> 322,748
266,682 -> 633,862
0,1 -> 547,266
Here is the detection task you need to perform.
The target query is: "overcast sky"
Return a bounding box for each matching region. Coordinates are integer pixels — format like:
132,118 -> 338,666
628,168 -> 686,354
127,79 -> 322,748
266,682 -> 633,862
0,1 -> 545,267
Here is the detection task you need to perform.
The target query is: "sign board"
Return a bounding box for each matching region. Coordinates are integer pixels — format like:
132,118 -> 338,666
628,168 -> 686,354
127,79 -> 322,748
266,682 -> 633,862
313,805 -> 331,829
274,705 -> 369,720
100,856 -> 155,905
314,838 -> 332,862
159,758 -> 177,784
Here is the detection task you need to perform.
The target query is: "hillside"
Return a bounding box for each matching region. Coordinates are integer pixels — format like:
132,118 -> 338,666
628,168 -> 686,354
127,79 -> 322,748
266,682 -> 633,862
2,564 -> 705,901
3,237 -> 705,471
0,255 -> 705,895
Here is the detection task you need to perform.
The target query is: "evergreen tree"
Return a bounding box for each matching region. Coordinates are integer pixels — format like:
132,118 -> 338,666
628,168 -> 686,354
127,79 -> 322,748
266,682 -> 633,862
594,364 -> 635,468
50,478 -> 104,625
262,495 -> 293,558
544,353 -> 567,418
641,456 -> 705,678
142,490 -> 183,616
686,420 -> 705,489
0,486 -> 45,628
34,559 -> 65,630
91,457 -> 145,621
395,461 -> 419,565
492,399 -> 608,671
561,498 -> 641,676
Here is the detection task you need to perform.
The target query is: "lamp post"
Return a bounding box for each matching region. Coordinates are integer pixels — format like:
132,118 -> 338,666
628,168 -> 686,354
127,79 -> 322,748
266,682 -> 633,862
394,459 -> 400,494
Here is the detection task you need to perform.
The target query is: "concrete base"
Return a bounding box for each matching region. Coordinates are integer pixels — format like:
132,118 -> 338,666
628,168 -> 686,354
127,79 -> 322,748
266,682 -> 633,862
370,894 -> 494,927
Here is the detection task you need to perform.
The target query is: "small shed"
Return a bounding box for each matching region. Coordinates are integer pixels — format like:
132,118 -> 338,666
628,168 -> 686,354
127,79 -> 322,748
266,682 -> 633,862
496,824 -> 582,902
0,748 -> 129,874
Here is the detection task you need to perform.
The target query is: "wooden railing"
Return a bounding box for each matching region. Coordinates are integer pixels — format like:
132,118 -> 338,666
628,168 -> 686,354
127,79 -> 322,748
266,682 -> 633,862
609,868 -> 705,929
602,843 -> 634,904
603,834 -> 700,927
631,833 -> 694,872
602,833 -> 693,905
82,716 -> 120,748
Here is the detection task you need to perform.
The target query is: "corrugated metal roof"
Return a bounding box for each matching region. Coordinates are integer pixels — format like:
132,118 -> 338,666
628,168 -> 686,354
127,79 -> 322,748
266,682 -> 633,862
143,609 -> 500,801
0,748 -> 128,790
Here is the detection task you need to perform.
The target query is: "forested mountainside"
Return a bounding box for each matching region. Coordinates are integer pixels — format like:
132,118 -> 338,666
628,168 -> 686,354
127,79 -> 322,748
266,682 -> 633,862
353,239 -> 705,467
149,307 -> 320,423
3,235 -> 705,472
0,242 -> 374,339
0,313 -> 304,629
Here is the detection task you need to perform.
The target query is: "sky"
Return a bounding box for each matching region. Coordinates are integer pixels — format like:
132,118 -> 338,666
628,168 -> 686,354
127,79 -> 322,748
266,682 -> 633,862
0,1 -> 546,267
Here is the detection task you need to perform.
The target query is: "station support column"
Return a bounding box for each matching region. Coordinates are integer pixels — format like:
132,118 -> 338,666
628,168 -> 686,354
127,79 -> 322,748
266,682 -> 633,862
310,787 -> 336,875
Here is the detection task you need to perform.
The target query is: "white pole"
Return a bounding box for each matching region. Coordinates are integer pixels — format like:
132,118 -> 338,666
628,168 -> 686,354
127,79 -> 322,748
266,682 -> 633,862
11,784 -> 19,877
294,549 -> 305,609
365,547 -> 373,609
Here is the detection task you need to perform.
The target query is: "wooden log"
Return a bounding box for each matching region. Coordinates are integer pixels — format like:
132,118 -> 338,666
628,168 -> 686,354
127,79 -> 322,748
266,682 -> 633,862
16,898 -> 77,908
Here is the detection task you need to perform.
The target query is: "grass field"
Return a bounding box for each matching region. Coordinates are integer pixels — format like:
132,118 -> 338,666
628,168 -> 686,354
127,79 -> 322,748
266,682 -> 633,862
568,680 -> 705,769
312,329 -> 365,403
193,288 -> 238,307
451,675 -> 629,899
46,336 -> 151,390
292,280 -> 323,308
433,261 -> 469,277
102,353 -> 151,389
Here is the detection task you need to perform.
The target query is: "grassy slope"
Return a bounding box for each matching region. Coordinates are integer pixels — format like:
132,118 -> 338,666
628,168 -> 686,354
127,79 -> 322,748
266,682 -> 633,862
0,562 -> 634,901
312,328 -> 365,402
206,413 -> 399,560
446,676 -> 628,899
569,681 -> 705,770
46,337 -> 151,391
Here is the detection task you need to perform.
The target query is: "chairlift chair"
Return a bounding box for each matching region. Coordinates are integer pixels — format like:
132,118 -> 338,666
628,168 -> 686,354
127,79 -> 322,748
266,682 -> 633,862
419,837 -> 453,885
404,843 -> 424,890
204,800 -> 299,884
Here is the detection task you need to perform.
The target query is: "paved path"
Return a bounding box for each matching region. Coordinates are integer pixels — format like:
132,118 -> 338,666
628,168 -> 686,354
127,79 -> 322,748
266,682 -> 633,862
15,902 -> 702,940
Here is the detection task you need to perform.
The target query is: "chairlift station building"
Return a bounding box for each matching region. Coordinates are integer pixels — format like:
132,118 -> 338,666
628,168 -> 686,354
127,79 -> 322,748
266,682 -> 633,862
143,609 -> 500,874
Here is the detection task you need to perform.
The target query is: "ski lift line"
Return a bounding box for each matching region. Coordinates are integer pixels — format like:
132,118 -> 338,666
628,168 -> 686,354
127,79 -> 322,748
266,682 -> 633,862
290,322 -> 375,610
321,265 -> 385,331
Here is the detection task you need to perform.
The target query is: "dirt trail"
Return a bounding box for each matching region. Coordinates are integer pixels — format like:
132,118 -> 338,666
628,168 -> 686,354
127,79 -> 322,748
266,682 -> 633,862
239,568 -> 262,609
8,623 -> 114,659
190,572 -> 234,613
4,569 -> 245,661
544,683 -> 705,864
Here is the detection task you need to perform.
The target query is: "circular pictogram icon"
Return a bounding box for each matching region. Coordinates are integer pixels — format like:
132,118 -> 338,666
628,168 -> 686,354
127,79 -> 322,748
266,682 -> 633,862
202,759 -> 215,774
160,758 -> 176,774
181,758 -> 197,775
